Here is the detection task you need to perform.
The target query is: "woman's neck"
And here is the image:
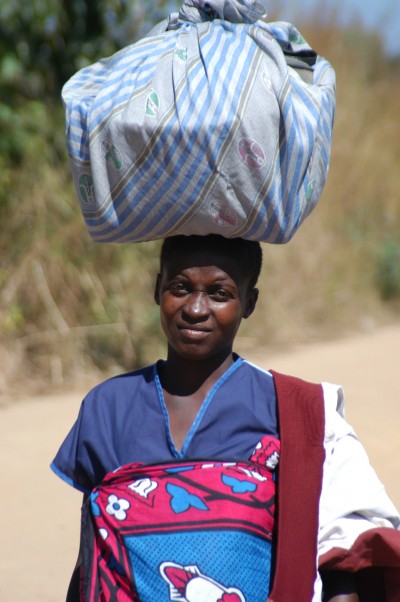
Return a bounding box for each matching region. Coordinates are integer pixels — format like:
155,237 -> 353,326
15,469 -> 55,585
160,348 -> 235,396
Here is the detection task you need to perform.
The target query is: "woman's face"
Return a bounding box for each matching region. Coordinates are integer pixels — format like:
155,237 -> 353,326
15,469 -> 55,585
155,251 -> 257,362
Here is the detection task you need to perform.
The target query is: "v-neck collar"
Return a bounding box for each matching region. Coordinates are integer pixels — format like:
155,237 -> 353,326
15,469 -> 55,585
154,357 -> 244,459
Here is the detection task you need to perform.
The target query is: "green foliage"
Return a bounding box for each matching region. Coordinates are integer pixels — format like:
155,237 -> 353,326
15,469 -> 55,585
0,0 -> 179,174
0,0 -> 173,98
375,239 -> 400,301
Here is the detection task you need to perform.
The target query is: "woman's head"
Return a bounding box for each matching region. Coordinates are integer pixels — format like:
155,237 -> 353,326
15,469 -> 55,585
155,235 -> 262,362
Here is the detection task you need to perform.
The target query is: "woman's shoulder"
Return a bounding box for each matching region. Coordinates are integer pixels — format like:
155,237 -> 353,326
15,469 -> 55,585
83,363 -> 158,405
238,357 -> 274,380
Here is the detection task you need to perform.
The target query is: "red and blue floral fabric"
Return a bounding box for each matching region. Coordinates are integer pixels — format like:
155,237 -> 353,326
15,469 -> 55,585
81,435 -> 280,601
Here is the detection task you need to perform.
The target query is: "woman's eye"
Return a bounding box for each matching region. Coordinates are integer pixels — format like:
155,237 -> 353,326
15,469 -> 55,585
169,283 -> 188,294
211,288 -> 232,300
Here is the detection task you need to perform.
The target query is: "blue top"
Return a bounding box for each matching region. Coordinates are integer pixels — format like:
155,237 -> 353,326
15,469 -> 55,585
51,357 -> 278,494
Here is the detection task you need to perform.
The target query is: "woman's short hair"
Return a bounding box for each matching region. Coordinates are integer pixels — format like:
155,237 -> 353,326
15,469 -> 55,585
160,235 -> 262,289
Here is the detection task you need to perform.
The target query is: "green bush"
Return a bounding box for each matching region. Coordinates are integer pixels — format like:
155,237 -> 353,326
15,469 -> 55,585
376,239 -> 400,301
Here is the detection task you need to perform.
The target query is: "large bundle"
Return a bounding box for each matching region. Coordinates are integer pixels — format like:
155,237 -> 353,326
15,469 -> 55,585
63,0 -> 336,244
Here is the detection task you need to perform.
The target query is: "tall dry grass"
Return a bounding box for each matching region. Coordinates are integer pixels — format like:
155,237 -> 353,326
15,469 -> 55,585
1,22 -> 399,397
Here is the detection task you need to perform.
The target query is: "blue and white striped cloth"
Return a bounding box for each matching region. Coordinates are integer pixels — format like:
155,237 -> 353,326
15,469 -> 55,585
62,0 -> 336,244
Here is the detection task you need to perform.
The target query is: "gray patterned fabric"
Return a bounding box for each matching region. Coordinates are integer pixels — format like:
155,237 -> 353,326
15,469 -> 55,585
177,0 -> 268,23
62,0 -> 336,244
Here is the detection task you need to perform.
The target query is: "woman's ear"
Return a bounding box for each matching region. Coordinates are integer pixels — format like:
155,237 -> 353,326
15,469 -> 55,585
243,287 -> 259,319
154,273 -> 161,305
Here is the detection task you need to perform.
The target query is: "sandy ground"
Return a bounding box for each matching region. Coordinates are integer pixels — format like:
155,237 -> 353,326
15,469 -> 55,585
1,324 -> 399,601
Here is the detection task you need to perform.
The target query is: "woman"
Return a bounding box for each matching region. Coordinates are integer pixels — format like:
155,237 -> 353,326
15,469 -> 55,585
52,235 -> 400,601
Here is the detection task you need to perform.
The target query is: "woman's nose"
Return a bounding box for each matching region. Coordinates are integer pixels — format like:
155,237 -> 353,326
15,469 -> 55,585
182,292 -> 209,320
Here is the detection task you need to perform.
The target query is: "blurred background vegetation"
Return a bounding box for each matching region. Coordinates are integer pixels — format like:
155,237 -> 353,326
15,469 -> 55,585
1,0 -> 399,397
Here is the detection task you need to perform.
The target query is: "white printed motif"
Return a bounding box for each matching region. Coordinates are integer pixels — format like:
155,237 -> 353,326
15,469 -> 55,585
160,562 -> 246,601
238,467 -> 267,482
105,494 -> 130,521
128,477 -> 158,498
265,450 -> 279,470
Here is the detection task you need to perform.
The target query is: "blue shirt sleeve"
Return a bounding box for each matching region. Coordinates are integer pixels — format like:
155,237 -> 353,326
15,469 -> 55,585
50,386 -> 122,493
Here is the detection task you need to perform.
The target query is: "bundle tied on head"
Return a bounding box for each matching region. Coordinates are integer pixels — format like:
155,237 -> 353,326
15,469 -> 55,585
62,0 -> 336,244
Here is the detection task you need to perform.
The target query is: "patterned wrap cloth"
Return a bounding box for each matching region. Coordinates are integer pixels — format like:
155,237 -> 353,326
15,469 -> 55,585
62,0 -> 336,244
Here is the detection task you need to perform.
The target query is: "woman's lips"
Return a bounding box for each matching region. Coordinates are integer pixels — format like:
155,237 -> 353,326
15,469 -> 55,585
178,326 -> 211,340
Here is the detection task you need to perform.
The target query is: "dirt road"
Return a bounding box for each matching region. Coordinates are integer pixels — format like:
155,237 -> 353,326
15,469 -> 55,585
1,324 -> 399,601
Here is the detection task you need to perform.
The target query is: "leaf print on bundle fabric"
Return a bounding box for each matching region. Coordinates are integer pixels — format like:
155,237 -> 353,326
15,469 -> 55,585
221,474 -> 257,494
166,483 -> 208,514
